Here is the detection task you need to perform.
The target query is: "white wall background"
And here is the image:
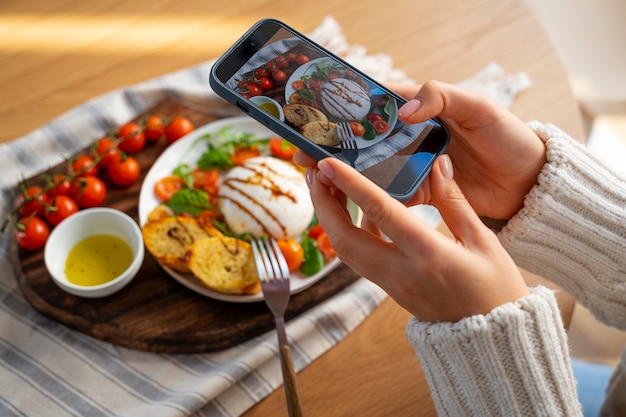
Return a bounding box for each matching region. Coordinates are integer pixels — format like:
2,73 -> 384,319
524,0 -> 626,102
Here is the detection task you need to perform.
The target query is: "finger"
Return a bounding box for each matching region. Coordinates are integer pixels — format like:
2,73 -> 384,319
360,215 -> 383,238
293,150 -> 317,168
429,155 -> 492,246
384,82 -> 421,100
397,80 -> 503,127
314,158 -> 443,251
308,164 -> 399,273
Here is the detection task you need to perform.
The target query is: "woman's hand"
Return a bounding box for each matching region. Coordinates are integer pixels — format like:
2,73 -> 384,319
307,155 -> 529,322
295,81 -> 546,220
394,80 -> 546,219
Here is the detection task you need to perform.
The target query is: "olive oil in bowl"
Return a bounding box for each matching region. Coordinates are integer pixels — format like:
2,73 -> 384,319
65,234 -> 134,286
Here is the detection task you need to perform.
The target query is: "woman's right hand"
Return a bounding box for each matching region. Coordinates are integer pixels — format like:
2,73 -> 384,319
392,81 -> 546,220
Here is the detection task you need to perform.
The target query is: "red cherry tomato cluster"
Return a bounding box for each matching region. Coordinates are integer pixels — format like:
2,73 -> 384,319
237,53 -> 311,98
13,115 -> 195,251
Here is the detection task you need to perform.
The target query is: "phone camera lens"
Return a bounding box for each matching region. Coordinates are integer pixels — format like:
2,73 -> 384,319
250,41 -> 257,47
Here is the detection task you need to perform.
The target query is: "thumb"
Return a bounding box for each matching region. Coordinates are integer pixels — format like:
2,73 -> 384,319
430,155 -> 489,244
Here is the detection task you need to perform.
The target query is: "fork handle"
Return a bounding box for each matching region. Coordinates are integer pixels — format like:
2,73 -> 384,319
280,345 -> 304,417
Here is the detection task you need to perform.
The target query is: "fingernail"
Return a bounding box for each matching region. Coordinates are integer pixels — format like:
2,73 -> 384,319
317,159 -> 335,180
439,154 -> 453,179
305,167 -> 313,187
398,99 -> 421,118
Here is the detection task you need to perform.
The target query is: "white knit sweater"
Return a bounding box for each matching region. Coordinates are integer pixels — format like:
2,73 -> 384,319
406,123 -> 626,416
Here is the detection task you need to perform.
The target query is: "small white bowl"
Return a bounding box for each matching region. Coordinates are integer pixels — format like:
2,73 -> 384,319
44,207 -> 144,298
250,95 -> 285,122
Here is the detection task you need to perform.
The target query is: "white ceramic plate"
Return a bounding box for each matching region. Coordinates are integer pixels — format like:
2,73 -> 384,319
284,57 -> 398,149
138,116 -> 341,303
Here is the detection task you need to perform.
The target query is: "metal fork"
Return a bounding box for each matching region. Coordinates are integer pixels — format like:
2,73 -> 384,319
251,237 -> 303,417
336,122 -> 359,168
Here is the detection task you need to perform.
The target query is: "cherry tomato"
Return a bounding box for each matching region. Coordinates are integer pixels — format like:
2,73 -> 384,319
287,52 -> 297,63
349,121 -> 366,137
118,122 -> 146,153
307,224 -> 325,239
15,216 -> 50,251
95,137 -> 122,169
154,175 -> 184,202
46,174 -> 73,199
191,168 -> 220,202
316,231 -> 336,259
108,156 -> 141,188
327,71 -> 342,80
269,137 -> 298,160
366,113 -> 384,122
72,176 -> 107,208
372,119 -> 390,134
275,55 -> 290,68
271,69 -> 287,83
296,55 -> 310,65
45,195 -> 79,227
276,238 -> 305,272
164,117 -> 194,145
291,80 -> 306,91
230,145 -> 260,165
17,186 -> 50,217
255,67 -> 270,79
247,83 -> 263,97
191,168 -> 220,190
71,155 -> 99,177
144,116 -> 165,142
258,77 -> 273,90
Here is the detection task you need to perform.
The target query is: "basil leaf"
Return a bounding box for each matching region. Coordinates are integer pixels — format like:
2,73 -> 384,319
166,189 -> 212,216
172,163 -> 194,188
197,143 -> 234,170
299,236 -> 324,276
362,119 -> 377,140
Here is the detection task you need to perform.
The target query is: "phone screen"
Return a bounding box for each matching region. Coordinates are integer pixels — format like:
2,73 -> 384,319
211,19 -> 449,202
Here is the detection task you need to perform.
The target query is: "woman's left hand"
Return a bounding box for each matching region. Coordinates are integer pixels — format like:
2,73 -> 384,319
306,155 -> 529,322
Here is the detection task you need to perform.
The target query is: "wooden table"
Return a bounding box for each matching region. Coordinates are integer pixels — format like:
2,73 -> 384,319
0,0 -> 584,416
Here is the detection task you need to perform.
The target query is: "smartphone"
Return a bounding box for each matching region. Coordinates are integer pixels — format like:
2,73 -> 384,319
210,18 -> 449,202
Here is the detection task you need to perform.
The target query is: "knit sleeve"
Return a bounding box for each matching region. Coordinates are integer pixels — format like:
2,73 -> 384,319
406,286 -> 582,416
498,122 -> 626,330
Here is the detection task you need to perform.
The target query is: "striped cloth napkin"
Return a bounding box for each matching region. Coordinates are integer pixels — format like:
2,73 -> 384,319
0,16 -> 395,417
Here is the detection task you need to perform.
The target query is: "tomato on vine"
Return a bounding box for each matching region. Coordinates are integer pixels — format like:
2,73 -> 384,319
71,155 -> 99,177
118,122 -> 146,153
247,83 -> 263,97
271,69 -> 287,83
258,77 -> 273,90
296,54 -> 310,65
95,137 -> 122,169
144,116 -> 165,142
46,174 -> 73,199
108,156 -> 141,188
164,117 -> 194,145
17,186 -> 50,217
71,176 -> 107,208
15,217 -> 50,251
45,195 -> 79,226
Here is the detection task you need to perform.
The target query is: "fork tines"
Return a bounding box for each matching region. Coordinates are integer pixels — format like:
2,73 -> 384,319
337,122 -> 357,149
251,237 -> 290,283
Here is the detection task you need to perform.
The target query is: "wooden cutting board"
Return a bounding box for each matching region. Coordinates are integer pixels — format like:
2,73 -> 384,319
9,99 -> 361,353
